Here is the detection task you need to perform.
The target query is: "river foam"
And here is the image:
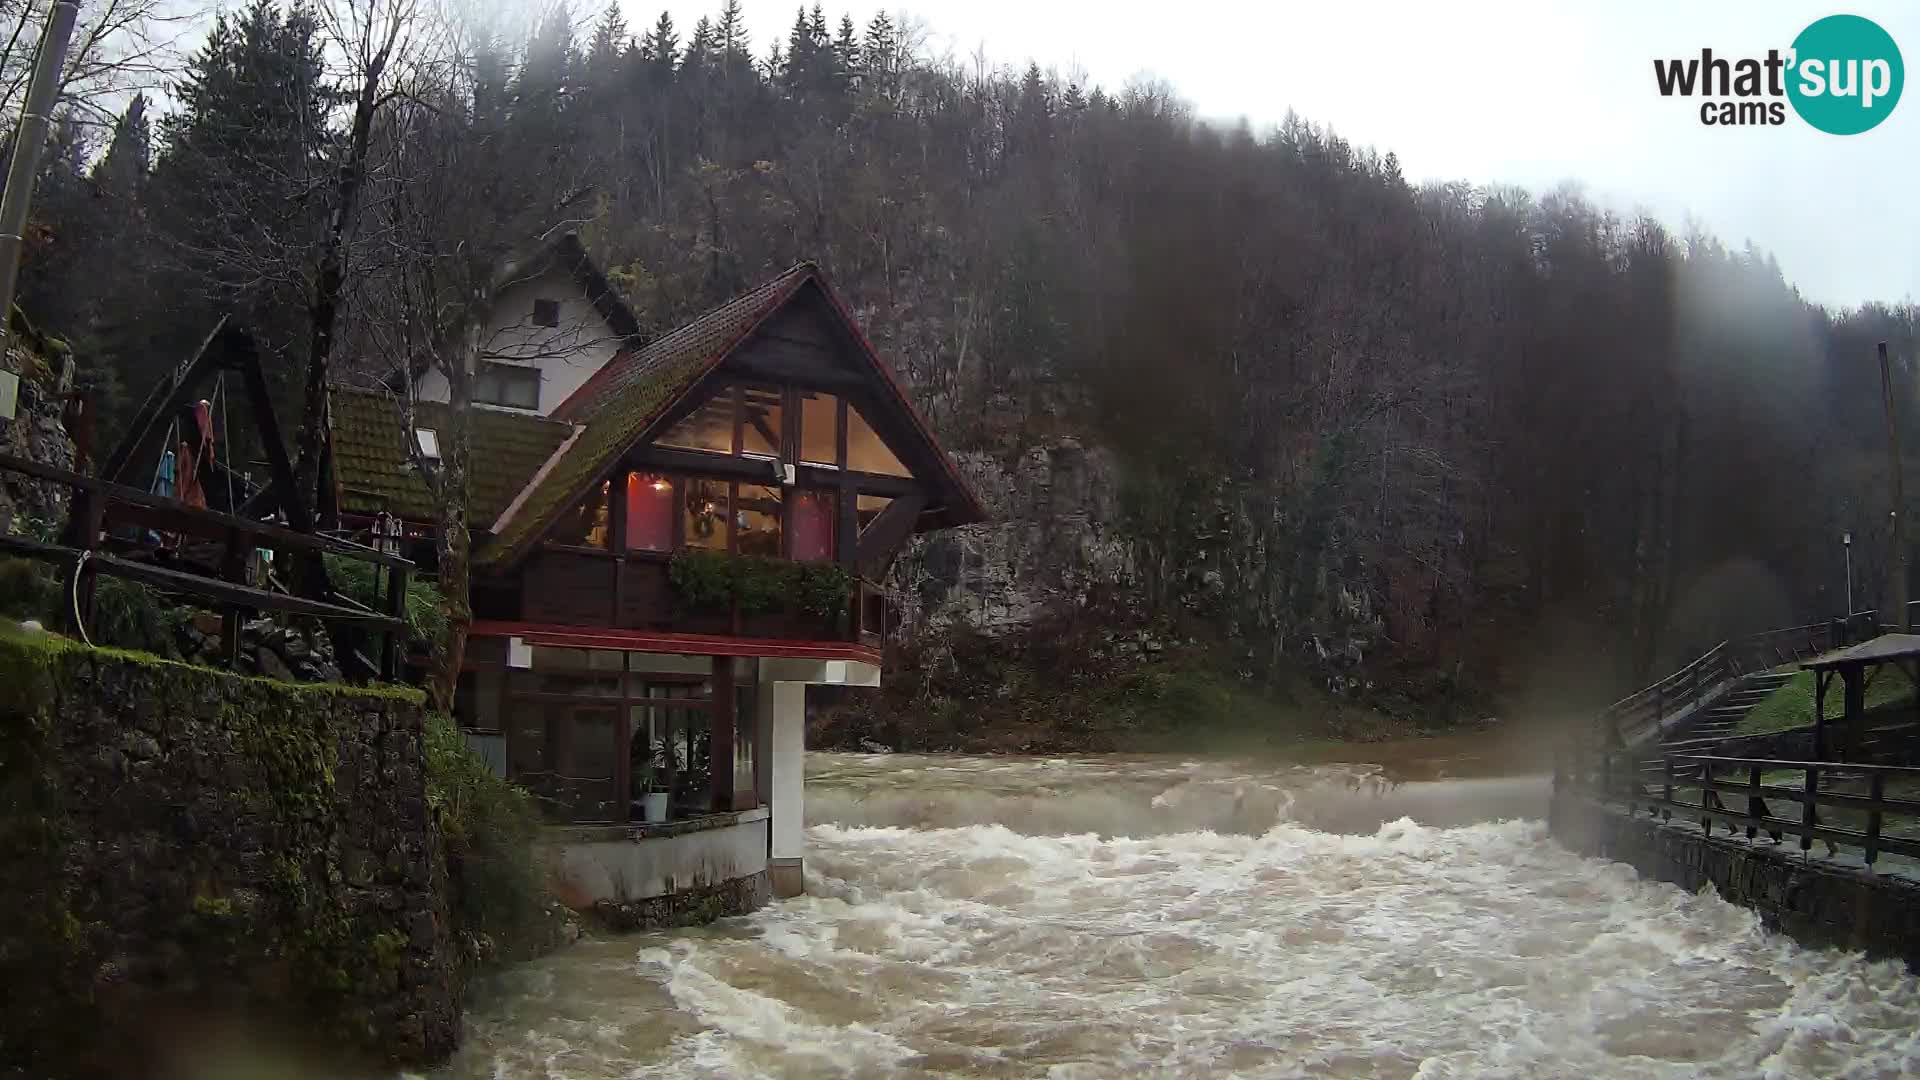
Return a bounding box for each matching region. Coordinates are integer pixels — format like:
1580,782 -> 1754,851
443,753 -> 1920,1078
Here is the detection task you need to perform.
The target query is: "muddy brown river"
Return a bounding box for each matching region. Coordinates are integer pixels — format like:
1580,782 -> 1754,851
432,742 -> 1920,1078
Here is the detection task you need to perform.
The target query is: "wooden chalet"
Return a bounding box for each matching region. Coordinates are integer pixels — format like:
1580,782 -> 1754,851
326,242 -> 983,903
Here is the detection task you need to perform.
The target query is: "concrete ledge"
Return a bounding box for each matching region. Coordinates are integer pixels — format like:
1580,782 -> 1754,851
590,870 -> 772,932
549,806 -> 770,845
1552,793 -> 1920,969
769,857 -> 804,898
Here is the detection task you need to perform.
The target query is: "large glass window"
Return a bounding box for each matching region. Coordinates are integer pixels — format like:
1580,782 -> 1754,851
798,391 -> 839,466
683,478 -> 730,550
658,389 -> 736,454
741,385 -> 783,459
626,471 -> 674,552
736,483 -> 783,557
848,405 -> 911,476
550,480 -> 611,547
793,489 -> 836,562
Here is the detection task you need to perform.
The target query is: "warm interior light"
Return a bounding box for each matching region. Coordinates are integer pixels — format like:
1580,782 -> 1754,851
651,478 -> 670,492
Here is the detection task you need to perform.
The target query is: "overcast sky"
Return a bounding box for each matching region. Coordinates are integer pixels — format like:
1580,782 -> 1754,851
644,0 -> 1916,309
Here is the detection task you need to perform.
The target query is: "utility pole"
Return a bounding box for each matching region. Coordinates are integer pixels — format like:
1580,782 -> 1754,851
0,0 -> 80,365
1879,341 -> 1909,632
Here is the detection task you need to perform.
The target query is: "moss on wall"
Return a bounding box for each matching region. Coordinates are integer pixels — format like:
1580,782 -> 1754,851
0,629 -> 455,1077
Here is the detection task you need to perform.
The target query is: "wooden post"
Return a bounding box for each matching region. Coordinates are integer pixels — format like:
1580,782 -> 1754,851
1746,764 -> 1762,839
220,527 -> 247,669
380,562 -> 409,681
1813,671 -> 1829,761
710,657 -> 736,812
1865,770 -> 1885,867
1663,755 -> 1674,821
1841,667 -> 1865,763
1880,341 -> 1909,632
58,488 -> 103,636
1800,764 -> 1819,853
1699,761 -> 1713,834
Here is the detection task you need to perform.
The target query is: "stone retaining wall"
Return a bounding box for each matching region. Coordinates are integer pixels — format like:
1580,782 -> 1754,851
1551,792 -> 1920,969
0,631 -> 459,1076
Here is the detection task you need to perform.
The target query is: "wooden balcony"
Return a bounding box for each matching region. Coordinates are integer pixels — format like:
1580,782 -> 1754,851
500,545 -> 889,651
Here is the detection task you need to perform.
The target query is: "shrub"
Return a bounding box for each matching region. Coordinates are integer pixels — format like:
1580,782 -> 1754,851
0,557 -> 55,622
667,550 -> 853,622
324,554 -> 447,649
88,577 -> 187,657
424,715 -> 549,959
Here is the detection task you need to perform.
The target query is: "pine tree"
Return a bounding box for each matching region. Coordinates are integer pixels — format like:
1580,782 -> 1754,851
588,4 -> 629,76
834,14 -> 858,77
716,0 -> 746,63
641,10 -> 678,78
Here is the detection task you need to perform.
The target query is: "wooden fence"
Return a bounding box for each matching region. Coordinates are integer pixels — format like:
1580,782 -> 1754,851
1570,749 -> 1920,867
0,450 -> 411,680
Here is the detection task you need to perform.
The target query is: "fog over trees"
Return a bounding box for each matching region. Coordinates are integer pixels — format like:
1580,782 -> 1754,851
15,0 -> 1918,710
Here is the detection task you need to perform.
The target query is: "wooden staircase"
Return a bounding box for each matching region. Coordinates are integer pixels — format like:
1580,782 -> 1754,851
1659,669 -> 1798,749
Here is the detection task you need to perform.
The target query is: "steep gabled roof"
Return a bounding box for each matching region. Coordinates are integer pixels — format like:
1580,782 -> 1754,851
479,262 -> 986,571
329,386 -> 573,523
479,265 -> 815,568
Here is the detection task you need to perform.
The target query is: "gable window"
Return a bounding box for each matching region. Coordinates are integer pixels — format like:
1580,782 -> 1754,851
475,362 -> 540,410
798,391 -> 839,466
532,298 -> 561,328
740,385 -> 782,459
658,391 -> 736,455
847,405 -> 911,477
625,471 -> 674,552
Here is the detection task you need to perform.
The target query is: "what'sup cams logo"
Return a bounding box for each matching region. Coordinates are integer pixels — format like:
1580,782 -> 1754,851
1654,14 -> 1903,134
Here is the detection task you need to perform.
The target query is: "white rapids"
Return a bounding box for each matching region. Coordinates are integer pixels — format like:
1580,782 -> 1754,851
439,752 -> 1920,1078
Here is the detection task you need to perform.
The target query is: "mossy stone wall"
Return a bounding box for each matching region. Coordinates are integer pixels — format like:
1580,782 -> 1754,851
0,631 -> 459,1075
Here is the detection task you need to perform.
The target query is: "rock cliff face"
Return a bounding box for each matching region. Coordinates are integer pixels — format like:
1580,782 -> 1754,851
0,633 -> 460,1076
895,438 -> 1137,640
0,342 -> 74,533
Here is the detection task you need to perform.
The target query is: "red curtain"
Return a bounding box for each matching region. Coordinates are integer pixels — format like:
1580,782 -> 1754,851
792,490 -> 836,562
626,472 -> 674,551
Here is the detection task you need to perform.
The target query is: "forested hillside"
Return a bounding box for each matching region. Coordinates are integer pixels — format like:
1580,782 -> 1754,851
16,0 -> 1918,724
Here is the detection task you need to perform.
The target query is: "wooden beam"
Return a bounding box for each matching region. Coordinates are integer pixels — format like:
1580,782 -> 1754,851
99,318 -> 228,485
855,493 -> 926,574
0,533 -> 404,630
0,451 -> 412,568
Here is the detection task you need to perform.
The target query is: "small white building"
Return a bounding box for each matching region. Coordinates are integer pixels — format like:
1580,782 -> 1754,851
326,238 -> 984,923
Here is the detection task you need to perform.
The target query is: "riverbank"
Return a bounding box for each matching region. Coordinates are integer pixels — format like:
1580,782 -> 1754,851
810,626 -> 1489,755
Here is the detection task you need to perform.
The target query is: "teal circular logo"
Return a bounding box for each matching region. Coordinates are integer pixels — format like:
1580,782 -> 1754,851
1788,14 -> 1903,134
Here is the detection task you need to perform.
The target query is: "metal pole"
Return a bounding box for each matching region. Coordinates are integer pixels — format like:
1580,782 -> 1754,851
1879,342 -> 1908,631
0,0 -> 79,355
1844,531 -> 1854,618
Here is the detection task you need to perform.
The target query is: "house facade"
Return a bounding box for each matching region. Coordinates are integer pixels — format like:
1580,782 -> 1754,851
326,240 -> 982,915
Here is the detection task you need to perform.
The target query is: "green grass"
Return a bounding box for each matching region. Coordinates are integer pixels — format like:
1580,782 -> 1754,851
1735,669 -> 1916,735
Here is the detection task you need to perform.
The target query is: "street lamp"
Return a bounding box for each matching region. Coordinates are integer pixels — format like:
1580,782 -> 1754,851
1843,531 -> 1854,617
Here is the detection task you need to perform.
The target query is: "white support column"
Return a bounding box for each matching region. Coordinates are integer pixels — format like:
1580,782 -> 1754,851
763,680 -> 807,898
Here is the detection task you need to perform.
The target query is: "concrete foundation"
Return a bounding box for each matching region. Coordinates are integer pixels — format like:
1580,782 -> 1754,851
550,809 -> 769,910
769,857 -> 804,898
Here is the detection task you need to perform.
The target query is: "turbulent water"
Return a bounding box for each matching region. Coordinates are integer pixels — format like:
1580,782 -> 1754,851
439,746 -> 1920,1078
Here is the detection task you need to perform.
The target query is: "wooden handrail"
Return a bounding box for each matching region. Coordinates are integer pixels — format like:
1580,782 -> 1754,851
1577,748 -> 1920,866
0,451 -> 412,681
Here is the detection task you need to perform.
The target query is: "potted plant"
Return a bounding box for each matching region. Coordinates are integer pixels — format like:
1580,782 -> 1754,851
633,735 -> 671,823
